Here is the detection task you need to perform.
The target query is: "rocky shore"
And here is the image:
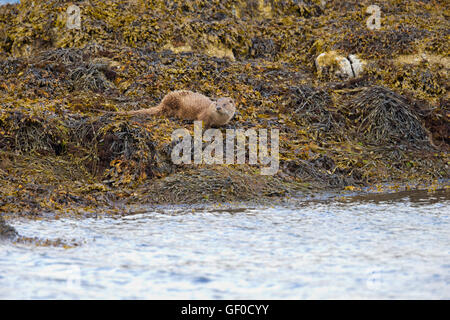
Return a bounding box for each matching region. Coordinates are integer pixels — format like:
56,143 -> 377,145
0,0 -> 448,221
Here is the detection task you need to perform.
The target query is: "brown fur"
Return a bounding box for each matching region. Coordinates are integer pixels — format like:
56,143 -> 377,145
110,90 -> 236,128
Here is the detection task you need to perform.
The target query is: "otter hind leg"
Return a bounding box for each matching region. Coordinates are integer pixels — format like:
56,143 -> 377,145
160,93 -> 182,117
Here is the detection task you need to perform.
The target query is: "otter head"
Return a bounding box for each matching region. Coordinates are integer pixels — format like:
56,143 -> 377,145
214,97 -> 235,117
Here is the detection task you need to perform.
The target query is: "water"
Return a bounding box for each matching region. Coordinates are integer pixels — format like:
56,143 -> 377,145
1,189 -> 449,299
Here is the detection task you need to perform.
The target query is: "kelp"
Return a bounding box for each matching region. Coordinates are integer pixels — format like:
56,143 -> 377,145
344,86 -> 430,147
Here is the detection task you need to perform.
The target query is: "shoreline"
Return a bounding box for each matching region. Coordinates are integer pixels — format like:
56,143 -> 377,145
1,177 -> 448,219
1,182 -> 448,244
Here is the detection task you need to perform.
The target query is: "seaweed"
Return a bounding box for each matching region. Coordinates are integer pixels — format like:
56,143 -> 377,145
0,109 -> 67,154
0,0 -> 448,217
282,85 -> 339,134
344,86 -> 430,147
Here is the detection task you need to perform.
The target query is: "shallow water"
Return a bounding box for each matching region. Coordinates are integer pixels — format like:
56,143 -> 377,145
1,189 -> 449,299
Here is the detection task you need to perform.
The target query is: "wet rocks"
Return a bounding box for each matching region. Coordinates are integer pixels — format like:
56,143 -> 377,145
0,217 -> 18,240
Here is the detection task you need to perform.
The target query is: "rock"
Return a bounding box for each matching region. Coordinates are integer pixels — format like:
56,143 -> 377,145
348,54 -> 366,77
315,51 -> 366,79
0,217 -> 18,240
315,51 -> 353,79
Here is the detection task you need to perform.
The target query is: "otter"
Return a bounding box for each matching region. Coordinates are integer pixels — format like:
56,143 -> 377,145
103,90 -> 236,128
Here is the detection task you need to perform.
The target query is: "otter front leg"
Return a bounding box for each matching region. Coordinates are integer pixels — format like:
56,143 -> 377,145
197,109 -> 212,128
202,120 -> 212,129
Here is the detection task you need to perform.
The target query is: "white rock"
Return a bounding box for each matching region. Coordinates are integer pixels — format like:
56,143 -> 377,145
348,54 -> 366,77
336,56 -> 354,78
316,51 -> 366,79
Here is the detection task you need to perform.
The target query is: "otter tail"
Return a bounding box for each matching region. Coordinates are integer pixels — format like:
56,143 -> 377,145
120,106 -> 162,116
97,104 -> 163,117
